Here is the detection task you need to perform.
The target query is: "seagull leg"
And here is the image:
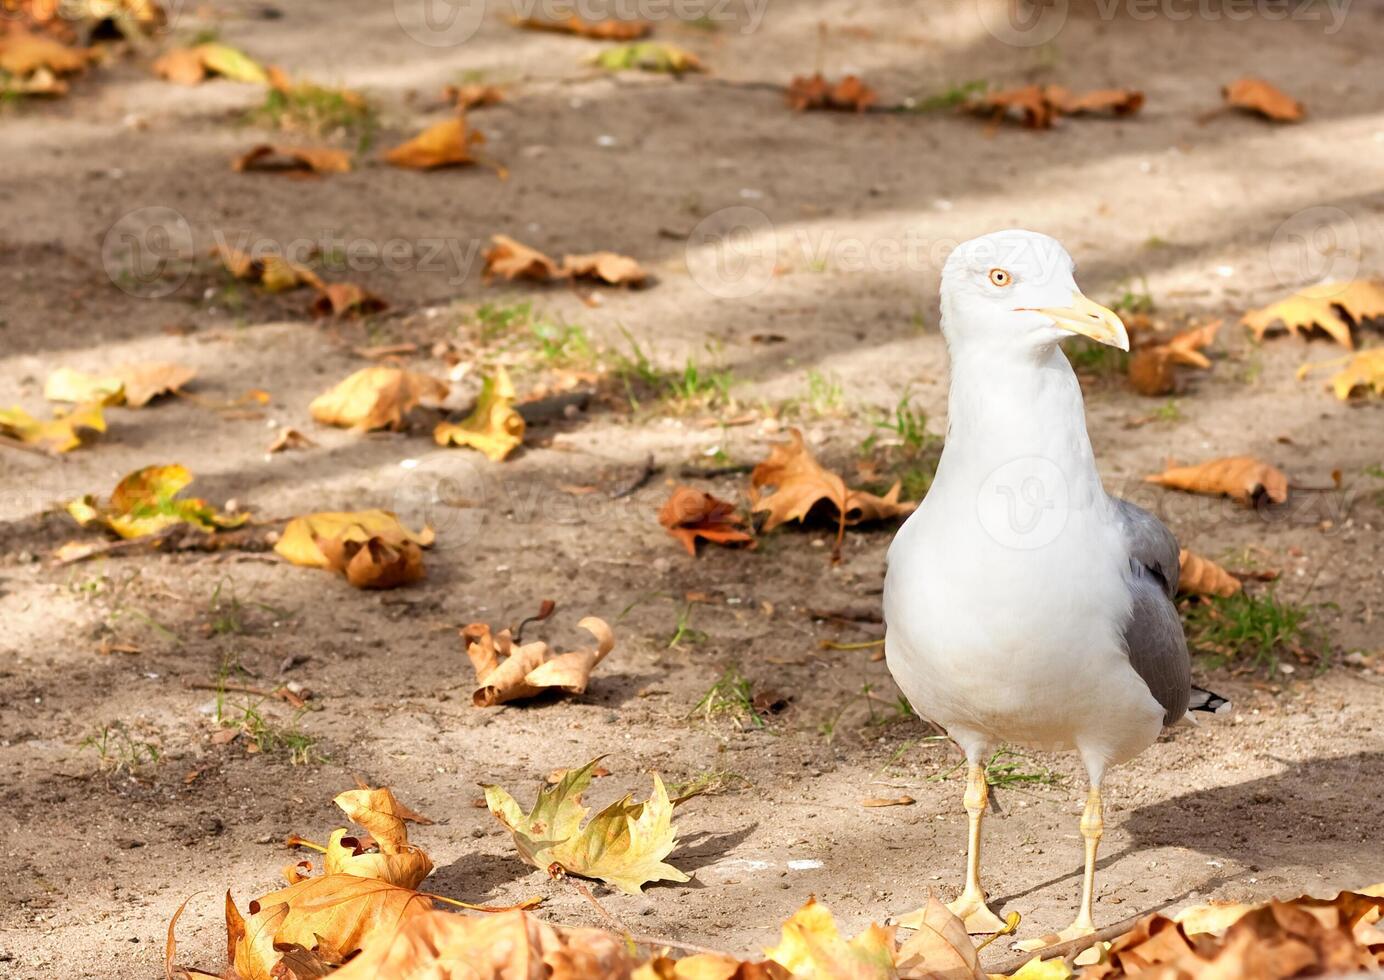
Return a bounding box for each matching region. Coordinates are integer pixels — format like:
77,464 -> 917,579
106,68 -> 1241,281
915,763 -> 1007,933
1016,784 -> 1103,950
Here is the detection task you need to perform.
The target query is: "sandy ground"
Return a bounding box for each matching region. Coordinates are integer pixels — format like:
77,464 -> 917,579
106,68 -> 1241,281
2,1 -> 1384,976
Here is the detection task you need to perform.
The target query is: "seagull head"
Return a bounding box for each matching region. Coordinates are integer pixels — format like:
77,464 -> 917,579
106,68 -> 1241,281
939,229 -> 1129,356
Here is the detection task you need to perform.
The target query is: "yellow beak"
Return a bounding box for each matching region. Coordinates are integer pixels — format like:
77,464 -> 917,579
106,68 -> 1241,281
1025,291 -> 1130,351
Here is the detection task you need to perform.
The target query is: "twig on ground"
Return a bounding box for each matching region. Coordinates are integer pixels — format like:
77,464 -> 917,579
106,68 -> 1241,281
186,681 -> 307,710
610,453 -> 657,498
988,910 -> 1152,975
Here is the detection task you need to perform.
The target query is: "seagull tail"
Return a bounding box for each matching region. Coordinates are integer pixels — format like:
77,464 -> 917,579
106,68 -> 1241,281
1188,685 -> 1232,715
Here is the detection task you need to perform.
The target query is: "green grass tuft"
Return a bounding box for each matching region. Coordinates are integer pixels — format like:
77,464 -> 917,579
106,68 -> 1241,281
1184,589 -> 1318,676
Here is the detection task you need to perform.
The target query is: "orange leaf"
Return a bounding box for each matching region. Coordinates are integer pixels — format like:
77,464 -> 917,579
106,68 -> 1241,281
561,250 -> 648,286
1144,456 -> 1288,507
1177,549 -> 1242,598
442,83 -> 504,110
1044,85 -> 1144,116
311,282 -> 388,318
512,14 -> 651,39
483,235 -> 564,283
385,117 -> 483,170
233,144 -> 352,175
786,73 -> 878,112
658,486 -> 753,556
1223,77 -> 1304,122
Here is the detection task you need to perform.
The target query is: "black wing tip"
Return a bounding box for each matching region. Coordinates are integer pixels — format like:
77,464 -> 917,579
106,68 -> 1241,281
1189,685 -> 1232,715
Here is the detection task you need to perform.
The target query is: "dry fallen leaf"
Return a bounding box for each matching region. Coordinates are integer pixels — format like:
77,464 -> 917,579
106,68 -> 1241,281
1144,456 -> 1289,507
968,84 -> 1143,128
310,367 -> 449,432
513,14 -> 651,39
1223,77 -> 1304,122
750,428 -> 914,554
320,786 -> 434,889
894,894 -> 986,979
66,464 -> 247,539
311,282 -> 388,318
267,427 -> 315,453
275,510 -> 434,589
45,362 -> 196,408
0,29 -> 91,76
153,42 -> 268,85
1177,548 -> 1243,598
658,486 -> 753,556
482,234 -> 564,283
0,402 -> 105,453
464,616 -> 614,706
442,82 -> 504,110
592,41 -> 703,74
434,367 -> 525,461
483,756 -> 689,894
764,896 -> 898,979
1319,348 -> 1384,400
233,144 -> 352,175
786,73 -> 878,112
561,251 -> 649,287
385,117 -> 485,170
214,244 -> 324,293
635,953 -> 789,979
1044,85 -> 1144,117
1128,320 -> 1220,395
1243,280 -> 1384,350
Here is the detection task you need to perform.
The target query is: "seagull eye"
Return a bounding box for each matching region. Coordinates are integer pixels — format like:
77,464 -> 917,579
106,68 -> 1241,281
989,268 -> 1012,287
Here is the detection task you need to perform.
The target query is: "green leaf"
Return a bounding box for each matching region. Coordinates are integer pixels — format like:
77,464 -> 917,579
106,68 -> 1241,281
196,42 -> 268,84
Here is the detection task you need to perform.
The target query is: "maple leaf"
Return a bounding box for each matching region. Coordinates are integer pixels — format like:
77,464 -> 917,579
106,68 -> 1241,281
434,367 -> 526,461
1320,348 -> 1384,400
0,402 -> 105,453
233,143 -> 352,175
513,14 -> 651,40
275,510 -> 434,589
464,616 -> 614,706
309,366 -> 448,431
1144,455 -> 1288,507
1223,77 -> 1303,122
1177,548 -> 1242,598
658,486 -> 753,556
321,786 -> 434,889
45,362 -> 196,408
592,41 -> 704,74
787,73 -> 878,112
1243,280 -> 1384,350
67,464 -> 246,538
385,117 -> 486,170
483,756 -> 689,894
764,896 -> 898,979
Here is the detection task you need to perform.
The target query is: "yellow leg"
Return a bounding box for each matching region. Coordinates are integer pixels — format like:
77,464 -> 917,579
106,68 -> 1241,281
900,763 -> 1006,934
1017,785 -> 1103,951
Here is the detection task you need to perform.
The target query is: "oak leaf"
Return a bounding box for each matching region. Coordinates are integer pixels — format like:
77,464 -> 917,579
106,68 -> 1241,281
764,896 -> 898,979
45,362 -> 196,408
67,464 -> 246,538
787,73 -> 878,112
309,367 -> 448,431
483,756 -> 689,894
385,117 -> 484,170
0,402 -> 105,453
592,41 -> 703,74
464,616 -> 614,706
434,367 -> 525,461
233,144 -> 352,175
1144,455 -> 1288,507
1223,77 -> 1303,122
275,510 -> 434,589
514,14 -> 651,39
1243,280 -> 1384,350
659,486 -> 753,556
1177,549 -> 1242,598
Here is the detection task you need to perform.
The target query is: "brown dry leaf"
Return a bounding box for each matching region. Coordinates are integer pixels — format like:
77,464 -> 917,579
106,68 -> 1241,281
861,796 -> 915,808
385,117 -> 483,170
1223,77 -> 1304,122
150,46 -> 204,85
434,367 -> 525,461
0,29 -> 90,75
764,896 -> 898,979
658,486 -> 753,556
750,428 -> 914,554
482,234 -> 564,283
275,510 -> 434,589
321,786 -> 434,889
1044,85 -> 1144,117
970,84 -> 1054,128
1128,320 -> 1220,395
1243,280 -> 1384,350
233,144 -> 352,175
969,84 -> 1143,128
309,367 -> 448,432
786,73 -> 878,112
1144,455 -> 1289,507
153,42 -> 267,86
332,908 -> 635,980
464,616 -> 614,707
311,282 -> 388,318
895,895 -> 985,979
562,251 -> 648,286
213,245 -> 323,293
442,82 -> 504,110
513,14 -> 651,39
267,427 -> 315,453
1177,548 -> 1242,598
635,954 -> 790,979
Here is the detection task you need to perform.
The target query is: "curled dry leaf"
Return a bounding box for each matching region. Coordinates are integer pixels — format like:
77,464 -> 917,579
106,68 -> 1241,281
267,427 -> 315,453
658,486 -> 753,556
562,251 -> 649,286
1243,280 -> 1384,350
764,896 -> 898,979
1144,455 -> 1289,507
214,244 -> 324,293
464,616 -> 614,706
310,367 -> 449,432
0,402 -> 104,453
385,117 -> 485,170
311,282 -> 388,318
331,908 -> 636,980
442,82 -> 504,110
513,14 -> 651,39
434,367 -> 525,461
320,786 -> 434,889
750,428 -> 914,554
1128,320 -> 1220,396
786,73 -> 878,112
483,756 -> 689,894
66,464 -> 247,539
1177,548 -> 1243,598
275,510 -> 434,589
233,144 -> 352,175
153,42 -> 268,85
45,362 -> 196,408
483,234 -> 564,283
592,41 -> 703,74
1223,77 -> 1304,122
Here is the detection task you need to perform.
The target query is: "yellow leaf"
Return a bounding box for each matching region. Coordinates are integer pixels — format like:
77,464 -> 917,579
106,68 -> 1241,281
434,366 -> 525,461
1326,348 -> 1384,400
321,786 -> 434,889
44,367 -> 125,406
275,510 -> 433,589
67,464 -> 246,539
764,896 -> 898,979
991,956 -> 1074,979
309,367 -> 448,432
483,756 -> 689,894
194,42 -> 268,84
0,402 -> 105,453
385,117 -> 483,170
244,874 -> 434,964
1242,280 -> 1384,350
592,41 -> 704,74
46,362 -> 196,408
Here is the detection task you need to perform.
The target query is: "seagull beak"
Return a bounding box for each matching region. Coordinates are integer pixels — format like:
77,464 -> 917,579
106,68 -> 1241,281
1025,291 -> 1130,351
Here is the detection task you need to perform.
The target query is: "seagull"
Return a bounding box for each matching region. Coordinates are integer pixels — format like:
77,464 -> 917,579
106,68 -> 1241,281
883,230 -> 1229,945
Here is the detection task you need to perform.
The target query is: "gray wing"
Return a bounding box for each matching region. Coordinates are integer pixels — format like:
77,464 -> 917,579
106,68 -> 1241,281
1113,498 -> 1190,725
